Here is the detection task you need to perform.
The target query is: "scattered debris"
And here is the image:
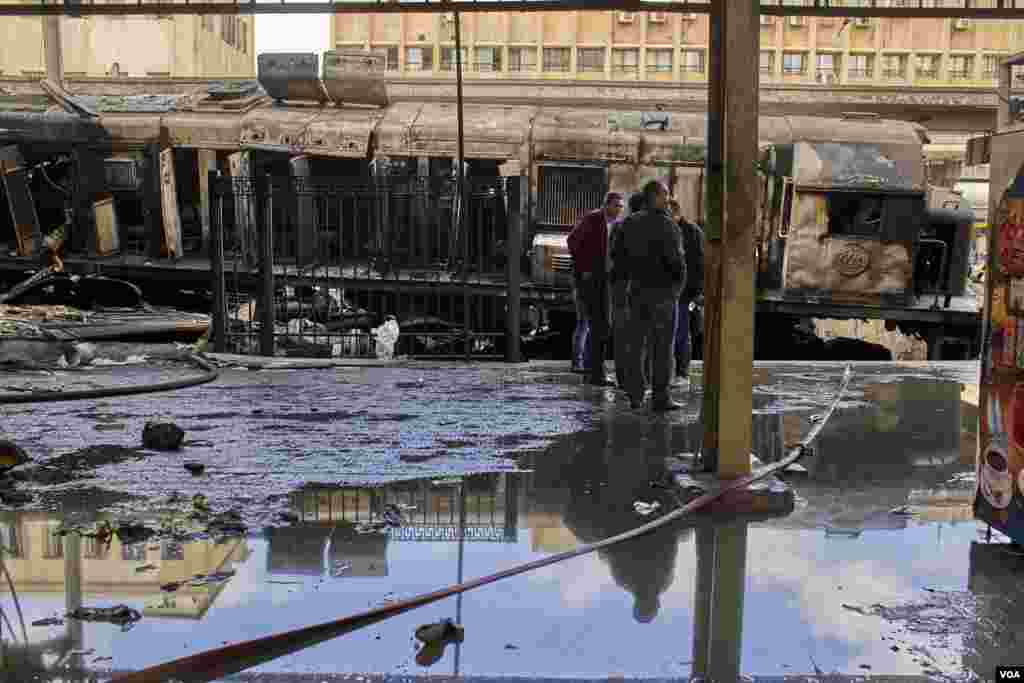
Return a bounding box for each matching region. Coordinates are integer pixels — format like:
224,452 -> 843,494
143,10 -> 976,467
372,315 -> 400,360
183,462 -> 206,475
354,520 -> 388,535
0,439 -> 30,471
890,505 -> 915,516
188,570 -> 236,587
504,644 -> 519,650
93,656 -> 113,664
113,523 -> 155,547
142,420 -> 185,451
331,561 -> 352,577
808,414 -> 824,424
31,617 -> 64,627
134,563 -> 158,573
414,619 -> 465,667
160,582 -> 182,592
633,501 -> 661,516
66,605 -> 142,626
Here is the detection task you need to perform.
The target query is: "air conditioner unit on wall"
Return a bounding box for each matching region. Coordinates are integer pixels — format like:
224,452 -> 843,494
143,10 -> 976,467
954,18 -> 971,30
618,11 -> 635,23
854,17 -> 872,27
789,16 -> 806,27
649,11 -> 667,23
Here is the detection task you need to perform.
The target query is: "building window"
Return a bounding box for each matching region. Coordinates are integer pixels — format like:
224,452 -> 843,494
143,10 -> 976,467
577,47 -> 605,73
121,543 -> 146,562
0,524 -> 22,558
508,47 -> 537,72
440,47 -> 468,72
816,53 -> 839,79
847,53 -> 874,79
983,54 -> 999,80
646,48 -> 673,73
475,46 -> 502,72
373,46 -> 399,71
405,47 -> 433,71
949,55 -> 973,80
543,47 -> 571,72
881,54 -> 906,79
43,529 -> 63,559
782,52 -> 806,75
916,54 -> 939,79
680,49 -> 705,74
612,48 -> 640,74
162,541 -> 185,561
760,51 -> 775,75
83,537 -> 109,559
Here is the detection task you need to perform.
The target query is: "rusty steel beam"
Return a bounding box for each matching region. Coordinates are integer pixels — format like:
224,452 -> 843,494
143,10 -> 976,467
3,0 -> 1024,18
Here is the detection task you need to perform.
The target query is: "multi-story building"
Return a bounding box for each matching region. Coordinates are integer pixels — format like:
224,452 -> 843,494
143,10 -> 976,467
332,9 -> 1024,90
0,15 -> 255,78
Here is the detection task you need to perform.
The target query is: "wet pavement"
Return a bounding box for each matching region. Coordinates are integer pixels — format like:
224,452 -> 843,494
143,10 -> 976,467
0,358 -> 1019,682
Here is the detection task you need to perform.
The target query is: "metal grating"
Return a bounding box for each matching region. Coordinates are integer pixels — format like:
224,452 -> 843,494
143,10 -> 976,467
535,164 -> 607,229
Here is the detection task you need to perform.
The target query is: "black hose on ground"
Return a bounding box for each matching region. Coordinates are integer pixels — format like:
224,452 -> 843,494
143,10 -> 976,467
0,354 -> 218,404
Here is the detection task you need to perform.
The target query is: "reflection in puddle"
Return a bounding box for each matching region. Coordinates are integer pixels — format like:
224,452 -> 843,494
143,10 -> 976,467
1,371 -> 1017,682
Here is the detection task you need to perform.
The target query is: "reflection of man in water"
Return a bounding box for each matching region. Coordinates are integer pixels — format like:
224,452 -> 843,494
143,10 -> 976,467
561,418 -> 684,623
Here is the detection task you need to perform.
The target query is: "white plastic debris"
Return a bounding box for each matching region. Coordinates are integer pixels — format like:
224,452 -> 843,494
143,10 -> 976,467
633,501 -> 661,516
372,316 -> 400,360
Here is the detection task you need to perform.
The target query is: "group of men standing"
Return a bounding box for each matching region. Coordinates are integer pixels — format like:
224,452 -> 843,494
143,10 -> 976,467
567,180 -> 705,412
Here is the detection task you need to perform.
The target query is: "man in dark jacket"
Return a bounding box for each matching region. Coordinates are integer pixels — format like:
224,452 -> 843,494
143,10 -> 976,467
670,201 -> 705,383
567,192 -> 624,386
608,191 -> 646,389
610,180 -> 686,411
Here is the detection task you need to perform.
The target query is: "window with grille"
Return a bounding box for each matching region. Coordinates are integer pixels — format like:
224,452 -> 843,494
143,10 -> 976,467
983,54 -> 999,80
647,48 -> 673,73
916,54 -> 939,79
577,48 -> 605,73
816,53 -> 838,77
782,52 -> 806,75
760,51 -> 775,74
373,46 -> 399,71
543,48 -> 571,72
848,54 -> 873,79
949,55 -> 973,80
83,537 -> 109,559
122,543 -> 146,562
43,529 -> 63,559
440,47 -> 469,71
0,524 -> 21,558
612,48 -> 640,73
405,47 -> 433,71
680,49 -> 705,74
509,47 -> 537,72
475,46 -> 502,72
882,54 -> 906,79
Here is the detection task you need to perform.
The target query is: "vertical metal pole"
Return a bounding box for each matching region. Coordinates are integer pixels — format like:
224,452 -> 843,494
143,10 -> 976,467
44,17 -> 64,88
211,170 -> 228,353
506,175 -> 523,362
260,173 -> 275,357
453,480 -> 467,674
454,9 -> 471,361
701,3 -> 725,474
63,530 -> 84,656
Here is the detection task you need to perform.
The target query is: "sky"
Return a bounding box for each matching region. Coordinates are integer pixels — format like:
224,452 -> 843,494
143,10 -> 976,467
254,10 -> 331,59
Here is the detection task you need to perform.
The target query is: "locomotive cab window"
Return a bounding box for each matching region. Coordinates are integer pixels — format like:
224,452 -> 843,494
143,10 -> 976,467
826,193 -> 884,237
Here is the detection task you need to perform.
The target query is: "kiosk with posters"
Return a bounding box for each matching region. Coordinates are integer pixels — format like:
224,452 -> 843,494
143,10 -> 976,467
976,168 -> 1024,544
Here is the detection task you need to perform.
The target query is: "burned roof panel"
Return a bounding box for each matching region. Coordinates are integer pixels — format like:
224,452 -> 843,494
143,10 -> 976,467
164,111 -> 243,149
532,107 -> 639,163
401,103 -> 534,159
374,101 -> 427,158
240,104 -> 380,158
73,94 -> 186,114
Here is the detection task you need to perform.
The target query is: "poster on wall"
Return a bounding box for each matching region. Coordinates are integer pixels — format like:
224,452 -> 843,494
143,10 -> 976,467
976,171 -> 1024,543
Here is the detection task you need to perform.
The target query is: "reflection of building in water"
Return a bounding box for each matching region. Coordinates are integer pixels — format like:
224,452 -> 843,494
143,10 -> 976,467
266,525 -> 335,577
288,472 -> 521,544
331,533 -> 388,577
0,511 -> 249,620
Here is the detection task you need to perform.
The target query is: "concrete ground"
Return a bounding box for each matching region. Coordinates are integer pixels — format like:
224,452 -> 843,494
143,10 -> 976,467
0,354 -> 1013,683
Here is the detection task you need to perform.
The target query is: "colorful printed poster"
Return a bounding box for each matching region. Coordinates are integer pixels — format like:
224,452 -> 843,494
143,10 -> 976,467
977,187 -> 1024,543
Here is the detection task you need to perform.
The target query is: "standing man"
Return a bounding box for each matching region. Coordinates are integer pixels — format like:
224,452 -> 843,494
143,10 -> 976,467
611,180 -> 686,411
608,191 -> 646,389
567,191 -> 625,386
670,200 -> 705,386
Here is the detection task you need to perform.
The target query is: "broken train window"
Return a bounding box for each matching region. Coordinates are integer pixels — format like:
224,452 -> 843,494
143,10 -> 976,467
825,193 -> 884,237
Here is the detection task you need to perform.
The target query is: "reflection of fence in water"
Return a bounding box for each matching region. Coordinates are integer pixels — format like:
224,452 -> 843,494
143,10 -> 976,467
291,475 -> 520,542
212,174 -> 511,359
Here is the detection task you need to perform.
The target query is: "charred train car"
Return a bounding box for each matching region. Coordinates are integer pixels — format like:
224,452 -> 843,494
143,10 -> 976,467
0,51 -> 979,359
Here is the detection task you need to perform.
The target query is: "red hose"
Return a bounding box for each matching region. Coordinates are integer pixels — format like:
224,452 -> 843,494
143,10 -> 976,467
112,366 -> 853,683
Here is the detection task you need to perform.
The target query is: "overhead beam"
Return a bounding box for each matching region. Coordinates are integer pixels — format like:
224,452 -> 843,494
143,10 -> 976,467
4,0 -> 1024,18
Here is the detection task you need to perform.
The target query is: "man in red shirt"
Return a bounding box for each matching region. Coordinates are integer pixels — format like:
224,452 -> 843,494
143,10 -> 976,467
567,192 -> 625,386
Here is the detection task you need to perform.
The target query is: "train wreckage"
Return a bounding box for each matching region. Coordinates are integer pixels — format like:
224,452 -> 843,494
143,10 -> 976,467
0,51 -> 981,360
